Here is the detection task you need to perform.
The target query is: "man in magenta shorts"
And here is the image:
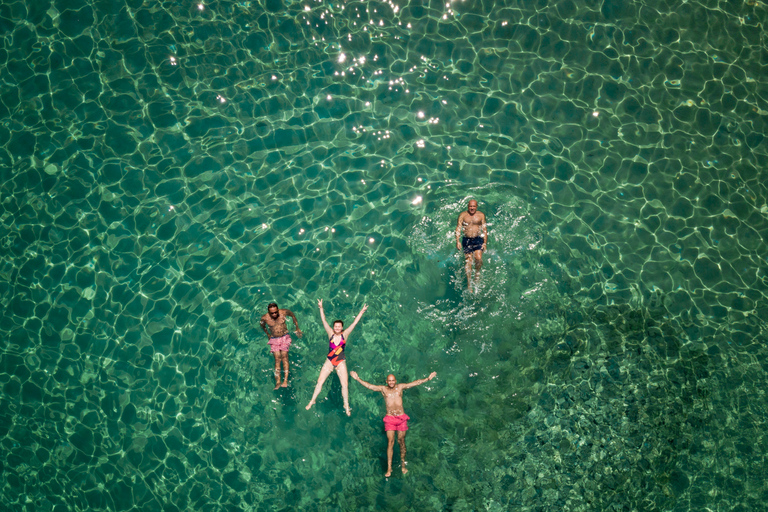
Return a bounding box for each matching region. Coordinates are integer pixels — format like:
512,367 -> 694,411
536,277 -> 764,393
260,302 -> 302,389
351,370 -> 437,477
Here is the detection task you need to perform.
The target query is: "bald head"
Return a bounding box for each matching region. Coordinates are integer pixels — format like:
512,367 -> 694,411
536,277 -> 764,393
467,199 -> 478,214
386,374 -> 397,388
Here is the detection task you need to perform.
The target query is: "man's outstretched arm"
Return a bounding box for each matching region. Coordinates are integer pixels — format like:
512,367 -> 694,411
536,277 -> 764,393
401,371 -> 437,389
350,371 -> 382,391
284,309 -> 303,337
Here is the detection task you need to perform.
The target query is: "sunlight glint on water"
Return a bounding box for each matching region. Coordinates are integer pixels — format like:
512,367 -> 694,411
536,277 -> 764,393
1,0 -> 767,510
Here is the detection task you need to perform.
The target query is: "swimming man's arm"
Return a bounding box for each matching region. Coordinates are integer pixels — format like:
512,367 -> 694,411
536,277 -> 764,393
350,371 -> 382,391
284,309 -> 303,338
401,371 -> 437,389
482,213 -> 488,249
259,316 -> 270,338
455,213 -> 464,250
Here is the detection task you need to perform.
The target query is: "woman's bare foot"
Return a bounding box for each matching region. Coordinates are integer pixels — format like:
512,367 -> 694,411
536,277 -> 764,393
280,380 -> 288,388
384,469 -> 392,477
274,382 -> 281,390
402,462 -> 408,475
344,406 -> 351,416
305,400 -> 315,410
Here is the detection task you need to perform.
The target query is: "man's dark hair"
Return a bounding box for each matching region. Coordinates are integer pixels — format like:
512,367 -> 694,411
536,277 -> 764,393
333,319 -> 344,327
268,302 -> 278,310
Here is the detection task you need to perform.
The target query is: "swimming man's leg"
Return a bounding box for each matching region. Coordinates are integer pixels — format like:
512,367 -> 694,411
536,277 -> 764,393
464,252 -> 474,288
280,351 -> 289,387
469,249 -> 483,290
385,430 -> 396,477
272,351 -> 282,390
398,430 -> 408,474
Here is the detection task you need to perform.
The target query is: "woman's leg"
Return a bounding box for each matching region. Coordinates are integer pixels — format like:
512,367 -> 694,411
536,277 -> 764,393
336,361 -> 351,416
305,360 -> 334,410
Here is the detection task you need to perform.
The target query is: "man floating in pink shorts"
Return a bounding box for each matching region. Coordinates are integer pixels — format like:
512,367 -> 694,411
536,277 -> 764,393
260,302 -> 302,389
351,370 -> 437,477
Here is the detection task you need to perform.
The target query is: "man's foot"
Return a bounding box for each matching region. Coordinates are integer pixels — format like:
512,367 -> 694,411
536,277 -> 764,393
274,382 -> 281,390
280,380 -> 288,388
305,400 -> 315,410
384,469 -> 392,477
344,405 -> 351,416
402,462 -> 408,475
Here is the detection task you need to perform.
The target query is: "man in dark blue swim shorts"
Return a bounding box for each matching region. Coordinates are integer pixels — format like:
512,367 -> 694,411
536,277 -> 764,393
455,199 -> 487,291
462,236 -> 484,253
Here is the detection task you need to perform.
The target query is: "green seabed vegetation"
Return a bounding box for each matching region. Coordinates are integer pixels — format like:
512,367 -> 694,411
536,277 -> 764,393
2,0 -> 768,509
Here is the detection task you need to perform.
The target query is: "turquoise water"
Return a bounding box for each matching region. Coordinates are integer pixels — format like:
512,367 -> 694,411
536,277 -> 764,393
2,0 -> 768,510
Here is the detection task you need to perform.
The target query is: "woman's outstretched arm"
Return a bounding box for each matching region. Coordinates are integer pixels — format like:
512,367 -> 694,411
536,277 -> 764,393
317,299 -> 333,336
343,304 -> 368,338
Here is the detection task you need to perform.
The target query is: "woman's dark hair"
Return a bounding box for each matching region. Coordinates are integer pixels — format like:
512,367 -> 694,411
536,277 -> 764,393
333,319 -> 344,327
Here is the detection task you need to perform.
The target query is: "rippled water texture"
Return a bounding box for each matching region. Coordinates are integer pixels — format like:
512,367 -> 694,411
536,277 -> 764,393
2,0 -> 768,510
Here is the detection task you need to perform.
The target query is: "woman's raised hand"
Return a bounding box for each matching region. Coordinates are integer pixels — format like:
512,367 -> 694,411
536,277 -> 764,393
317,299 -> 323,309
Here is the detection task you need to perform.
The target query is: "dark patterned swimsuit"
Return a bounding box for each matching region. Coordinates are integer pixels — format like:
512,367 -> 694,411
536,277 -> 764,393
327,334 -> 346,366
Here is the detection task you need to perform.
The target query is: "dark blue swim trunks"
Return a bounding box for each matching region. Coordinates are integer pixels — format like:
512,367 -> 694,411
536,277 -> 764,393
462,236 -> 484,254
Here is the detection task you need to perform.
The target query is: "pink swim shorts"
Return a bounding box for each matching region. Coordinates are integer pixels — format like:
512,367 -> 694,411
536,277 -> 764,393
383,414 -> 410,431
268,334 -> 292,353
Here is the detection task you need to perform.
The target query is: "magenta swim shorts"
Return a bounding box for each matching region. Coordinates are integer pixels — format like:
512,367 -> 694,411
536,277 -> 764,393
383,414 -> 410,432
268,334 -> 292,353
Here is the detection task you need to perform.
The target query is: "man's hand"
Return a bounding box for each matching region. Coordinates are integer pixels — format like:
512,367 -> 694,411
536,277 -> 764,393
350,371 -> 359,380
456,241 -> 461,251
296,328 -> 304,338
428,372 -> 437,380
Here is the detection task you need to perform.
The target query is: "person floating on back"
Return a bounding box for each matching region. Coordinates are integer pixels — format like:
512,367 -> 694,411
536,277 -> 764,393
305,299 -> 368,416
350,370 -> 437,477
260,302 -> 303,390
456,198 -> 487,291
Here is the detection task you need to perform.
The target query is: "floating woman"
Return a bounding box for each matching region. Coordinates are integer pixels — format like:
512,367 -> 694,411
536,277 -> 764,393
305,299 -> 368,416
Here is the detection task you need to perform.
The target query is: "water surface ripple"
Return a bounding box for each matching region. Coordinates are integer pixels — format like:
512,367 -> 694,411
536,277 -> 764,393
1,0 -> 768,510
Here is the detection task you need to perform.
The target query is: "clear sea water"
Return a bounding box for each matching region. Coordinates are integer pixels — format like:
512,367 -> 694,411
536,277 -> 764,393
2,0 -> 768,510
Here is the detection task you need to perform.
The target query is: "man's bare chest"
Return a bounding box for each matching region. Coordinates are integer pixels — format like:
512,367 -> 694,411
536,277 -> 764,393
265,316 -> 287,328
382,389 -> 402,400
462,214 -> 483,226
